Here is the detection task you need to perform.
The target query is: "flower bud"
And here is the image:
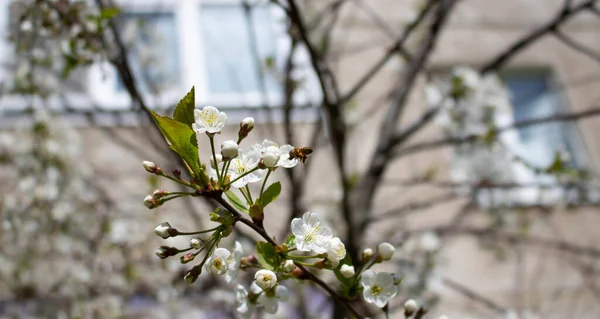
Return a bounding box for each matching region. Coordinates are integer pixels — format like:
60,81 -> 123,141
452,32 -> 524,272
184,266 -> 201,284
221,140 -> 239,160
152,189 -> 167,199
254,269 -> 277,291
340,264 -> 355,278
361,248 -> 373,262
172,169 -> 181,178
143,161 -> 159,174
180,253 -> 195,264
144,195 -> 160,209
282,260 -> 296,273
190,237 -> 204,249
155,246 -> 177,259
404,299 -> 418,316
377,242 -> 395,260
154,222 -> 175,239
210,153 -> 223,169
262,146 -> 280,168
239,117 -> 255,139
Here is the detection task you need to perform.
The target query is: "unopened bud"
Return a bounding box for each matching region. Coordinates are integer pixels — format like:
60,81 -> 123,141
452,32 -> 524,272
340,264 -> 355,278
291,266 -> 304,278
377,242 -> 395,260
152,189 -> 167,199
143,161 -> 160,174
221,140 -> 239,160
155,246 -> 178,259
184,266 -> 201,284
172,169 -> 181,178
180,253 -> 196,264
262,146 -> 280,168
190,237 -> 204,249
404,299 -> 418,316
211,153 -> 223,169
282,259 -> 296,272
144,195 -> 160,209
361,248 -> 373,262
154,222 -> 175,239
238,117 -> 255,139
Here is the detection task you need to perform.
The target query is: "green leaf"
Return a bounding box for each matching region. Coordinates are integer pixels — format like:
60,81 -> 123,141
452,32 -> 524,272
173,86 -> 196,128
149,110 -> 202,177
99,7 -> 121,20
285,235 -> 296,248
225,190 -> 248,213
259,182 -> 281,208
255,241 -> 279,270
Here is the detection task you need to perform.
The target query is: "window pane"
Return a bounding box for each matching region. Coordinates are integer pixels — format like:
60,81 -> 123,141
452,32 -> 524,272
200,4 -> 279,95
118,12 -> 179,94
504,73 -> 581,168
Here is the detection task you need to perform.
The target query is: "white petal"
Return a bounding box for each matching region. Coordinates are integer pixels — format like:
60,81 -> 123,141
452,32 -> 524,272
361,269 -> 376,287
290,218 -> 305,237
276,285 -> 289,301
214,248 -> 231,260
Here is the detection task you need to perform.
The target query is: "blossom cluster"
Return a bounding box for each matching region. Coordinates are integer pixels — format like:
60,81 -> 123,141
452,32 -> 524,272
144,103 -> 405,317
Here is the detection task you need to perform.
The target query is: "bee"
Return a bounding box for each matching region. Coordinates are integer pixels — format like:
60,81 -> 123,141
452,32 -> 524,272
288,147 -> 313,164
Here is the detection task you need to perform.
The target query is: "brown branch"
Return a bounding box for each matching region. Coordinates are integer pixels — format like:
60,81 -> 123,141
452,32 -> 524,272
356,0 -> 456,233
442,277 -> 507,314
554,29 -> 600,64
393,106 -> 600,158
340,0 -> 436,104
365,192 -> 462,226
480,0 -> 595,74
284,0 -> 359,267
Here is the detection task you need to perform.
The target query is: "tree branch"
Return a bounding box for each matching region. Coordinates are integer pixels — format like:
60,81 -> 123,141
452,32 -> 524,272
480,0 -> 595,74
553,29 -> 600,64
393,106 -> 600,158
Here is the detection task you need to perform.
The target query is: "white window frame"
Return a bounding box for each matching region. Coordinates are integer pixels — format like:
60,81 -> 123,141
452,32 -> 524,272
88,0 -> 318,110
0,0 -> 319,114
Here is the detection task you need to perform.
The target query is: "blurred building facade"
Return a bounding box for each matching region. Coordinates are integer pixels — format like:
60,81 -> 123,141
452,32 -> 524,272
1,0 -> 600,318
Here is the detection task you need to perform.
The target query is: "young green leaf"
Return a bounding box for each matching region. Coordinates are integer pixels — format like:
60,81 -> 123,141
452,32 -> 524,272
225,190 -> 249,213
259,182 -> 281,208
173,86 -> 196,128
255,241 -> 279,270
99,7 -> 121,20
149,110 -> 202,178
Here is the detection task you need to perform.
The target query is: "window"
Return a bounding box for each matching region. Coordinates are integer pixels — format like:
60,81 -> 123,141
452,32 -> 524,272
87,0 -> 319,110
200,3 -> 279,97
483,70 -> 590,205
503,72 -> 587,169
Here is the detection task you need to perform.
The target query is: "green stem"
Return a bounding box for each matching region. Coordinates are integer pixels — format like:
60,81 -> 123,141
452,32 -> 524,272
259,169 -> 272,199
288,254 -> 322,260
245,185 -> 254,204
208,134 -> 221,184
294,260 -> 317,267
239,188 -> 252,205
219,159 -> 231,182
177,226 -> 220,236
225,167 -> 260,187
160,173 -> 193,188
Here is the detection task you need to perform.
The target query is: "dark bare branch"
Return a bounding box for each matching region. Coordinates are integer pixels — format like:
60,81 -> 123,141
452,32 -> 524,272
393,107 -> 600,158
554,29 -> 600,64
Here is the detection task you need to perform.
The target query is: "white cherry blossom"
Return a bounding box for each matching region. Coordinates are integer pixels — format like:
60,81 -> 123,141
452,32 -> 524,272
327,237 -> 346,267
360,269 -> 398,308
224,145 -> 266,188
236,284 -> 254,318
256,283 -> 289,314
225,241 -> 243,283
192,106 -> 227,134
257,140 -> 299,168
291,212 -> 333,254
254,269 -> 277,290
205,248 -> 231,275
